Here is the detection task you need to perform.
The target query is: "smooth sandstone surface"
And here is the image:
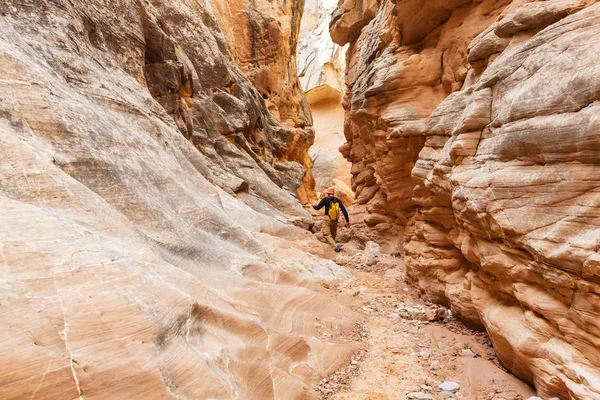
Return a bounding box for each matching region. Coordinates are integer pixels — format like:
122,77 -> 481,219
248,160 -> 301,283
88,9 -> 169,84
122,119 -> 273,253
332,0 -> 600,398
0,1 -> 358,399
298,0 -> 347,104
308,99 -> 352,191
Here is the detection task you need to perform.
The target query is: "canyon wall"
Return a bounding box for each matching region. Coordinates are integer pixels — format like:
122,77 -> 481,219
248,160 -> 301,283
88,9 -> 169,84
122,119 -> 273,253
0,1 -> 357,399
307,99 -> 351,192
211,0 -> 317,203
298,0 -> 352,194
332,0 -> 600,398
128,0 -> 314,210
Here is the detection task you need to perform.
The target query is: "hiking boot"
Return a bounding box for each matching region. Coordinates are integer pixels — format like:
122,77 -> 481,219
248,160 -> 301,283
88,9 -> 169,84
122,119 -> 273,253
334,246 -> 341,253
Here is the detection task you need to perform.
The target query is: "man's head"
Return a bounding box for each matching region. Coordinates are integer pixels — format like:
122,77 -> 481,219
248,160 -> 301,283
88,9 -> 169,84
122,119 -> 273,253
326,187 -> 335,196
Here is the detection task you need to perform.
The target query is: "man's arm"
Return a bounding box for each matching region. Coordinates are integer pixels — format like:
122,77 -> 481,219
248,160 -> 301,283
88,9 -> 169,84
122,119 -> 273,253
340,201 -> 350,224
313,197 -> 326,210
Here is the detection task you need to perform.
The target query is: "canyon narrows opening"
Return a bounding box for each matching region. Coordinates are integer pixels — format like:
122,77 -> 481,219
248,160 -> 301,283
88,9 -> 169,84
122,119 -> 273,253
1,1 -> 600,400
298,0 -> 353,201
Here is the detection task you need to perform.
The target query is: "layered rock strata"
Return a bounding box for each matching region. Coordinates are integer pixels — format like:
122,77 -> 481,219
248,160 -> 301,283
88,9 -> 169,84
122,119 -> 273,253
332,0 -> 600,398
0,1 -> 357,398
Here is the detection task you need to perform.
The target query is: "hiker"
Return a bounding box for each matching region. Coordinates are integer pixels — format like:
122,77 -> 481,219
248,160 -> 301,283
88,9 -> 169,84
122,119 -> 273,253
313,187 -> 350,252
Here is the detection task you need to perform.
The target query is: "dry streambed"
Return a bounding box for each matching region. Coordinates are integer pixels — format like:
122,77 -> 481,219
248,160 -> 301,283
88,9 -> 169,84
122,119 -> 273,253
316,243 -> 537,400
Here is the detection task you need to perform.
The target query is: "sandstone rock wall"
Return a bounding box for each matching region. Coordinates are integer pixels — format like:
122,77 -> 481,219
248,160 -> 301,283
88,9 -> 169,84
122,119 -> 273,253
140,0 -> 315,208
298,0 -> 347,104
308,98 -> 352,192
0,1 -> 357,398
211,0 -> 317,203
332,0 -> 600,398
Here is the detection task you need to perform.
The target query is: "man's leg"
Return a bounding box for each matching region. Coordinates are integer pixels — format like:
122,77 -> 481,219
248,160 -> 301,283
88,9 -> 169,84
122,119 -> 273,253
322,216 -> 337,249
331,220 -> 338,241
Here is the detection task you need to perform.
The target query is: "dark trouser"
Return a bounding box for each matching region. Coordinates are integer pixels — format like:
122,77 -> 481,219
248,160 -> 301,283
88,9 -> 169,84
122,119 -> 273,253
322,215 -> 338,248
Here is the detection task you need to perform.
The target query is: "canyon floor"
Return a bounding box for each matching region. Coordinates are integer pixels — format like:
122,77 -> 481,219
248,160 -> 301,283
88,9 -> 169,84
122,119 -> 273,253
314,239 -> 536,400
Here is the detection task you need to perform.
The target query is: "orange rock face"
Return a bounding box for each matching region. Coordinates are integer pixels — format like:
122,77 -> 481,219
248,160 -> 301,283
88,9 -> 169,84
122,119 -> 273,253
141,0 -> 316,207
333,0 -> 600,398
309,99 -> 352,191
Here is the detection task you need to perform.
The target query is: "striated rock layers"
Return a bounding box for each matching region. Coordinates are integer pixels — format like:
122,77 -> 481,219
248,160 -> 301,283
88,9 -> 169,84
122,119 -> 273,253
332,0 -> 600,398
298,0 -> 352,193
0,1 -> 359,399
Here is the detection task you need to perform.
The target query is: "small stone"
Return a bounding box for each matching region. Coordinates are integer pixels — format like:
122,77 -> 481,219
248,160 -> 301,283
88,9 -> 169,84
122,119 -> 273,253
460,348 -> 476,358
419,350 -> 431,358
420,384 -> 433,391
407,392 -> 434,400
425,308 -> 444,321
438,381 -> 460,392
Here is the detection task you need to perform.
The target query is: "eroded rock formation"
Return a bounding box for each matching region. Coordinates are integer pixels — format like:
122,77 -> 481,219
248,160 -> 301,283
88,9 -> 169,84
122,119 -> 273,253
211,0 -> 317,204
138,0 -> 315,209
0,1 -> 357,398
298,0 -> 352,194
309,98 -> 353,193
332,0 -> 600,398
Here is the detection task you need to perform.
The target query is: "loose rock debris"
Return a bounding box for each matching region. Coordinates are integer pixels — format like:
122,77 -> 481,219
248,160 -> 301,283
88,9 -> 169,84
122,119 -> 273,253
317,351 -> 367,400
315,243 -> 536,400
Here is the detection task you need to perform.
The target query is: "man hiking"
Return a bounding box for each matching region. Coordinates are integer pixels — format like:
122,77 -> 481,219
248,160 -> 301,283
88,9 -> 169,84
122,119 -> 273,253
313,187 -> 350,252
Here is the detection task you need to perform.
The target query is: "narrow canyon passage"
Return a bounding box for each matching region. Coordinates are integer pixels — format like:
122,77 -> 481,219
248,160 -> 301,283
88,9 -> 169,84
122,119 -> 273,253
297,0 -> 353,198
309,0 -> 600,398
1,0 -> 600,399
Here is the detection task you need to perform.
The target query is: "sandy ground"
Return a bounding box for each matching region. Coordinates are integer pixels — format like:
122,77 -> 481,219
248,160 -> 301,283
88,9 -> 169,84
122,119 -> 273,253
315,243 -> 536,400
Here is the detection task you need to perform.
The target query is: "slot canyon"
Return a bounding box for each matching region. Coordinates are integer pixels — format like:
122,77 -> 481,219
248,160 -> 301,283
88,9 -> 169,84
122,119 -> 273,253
1,0 -> 599,399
